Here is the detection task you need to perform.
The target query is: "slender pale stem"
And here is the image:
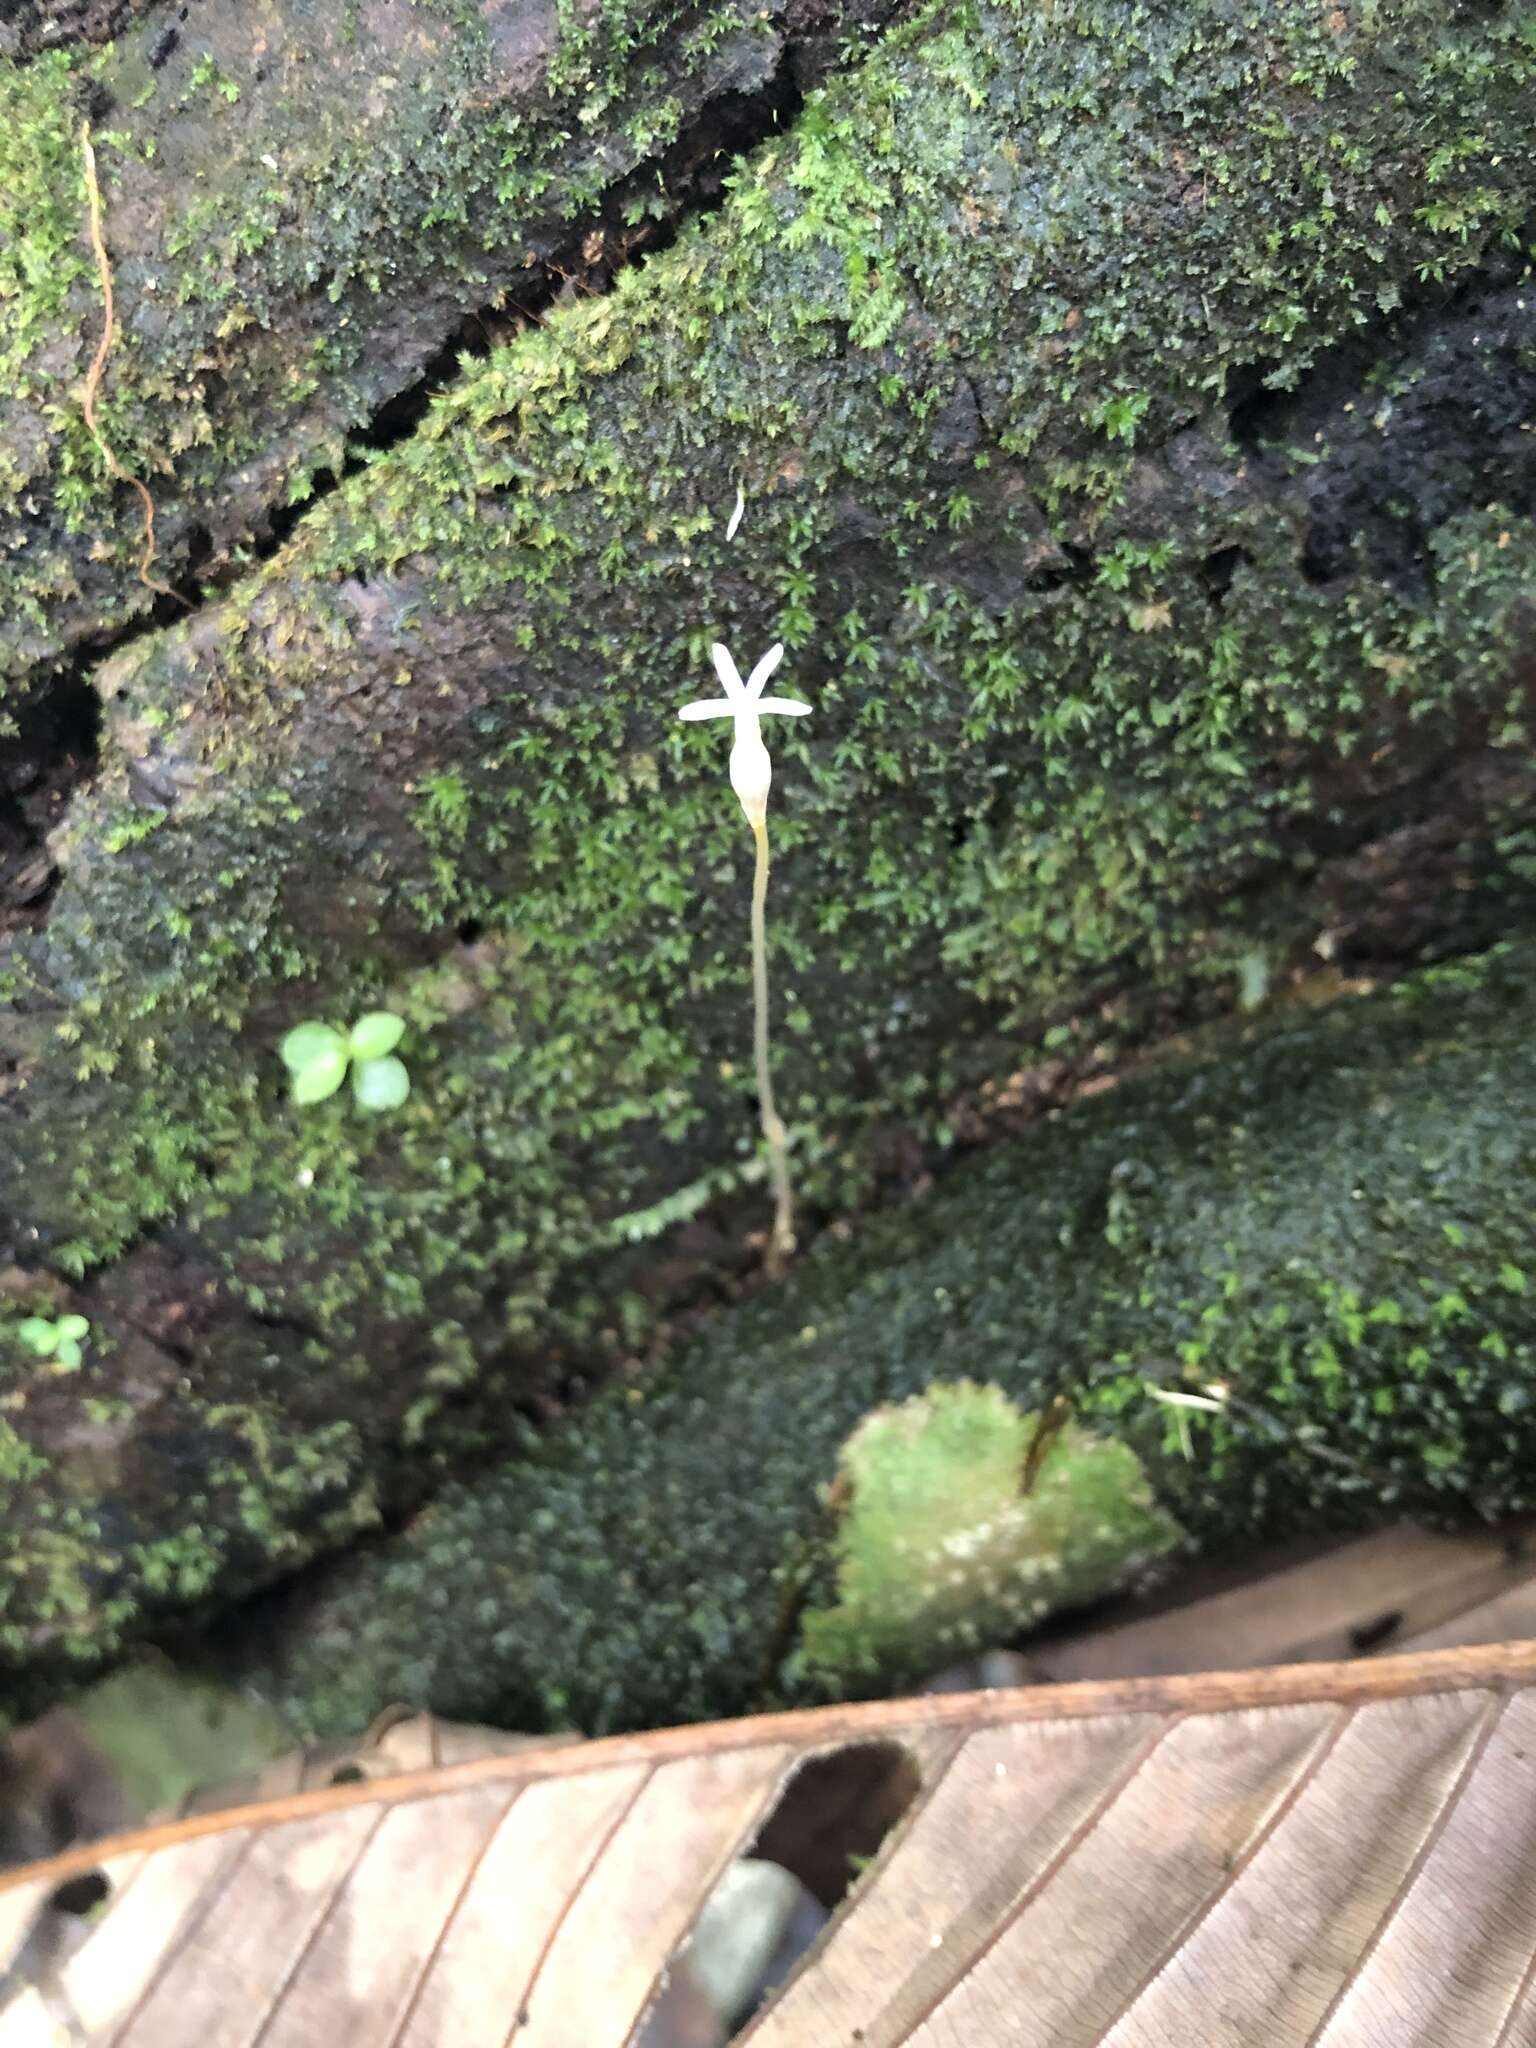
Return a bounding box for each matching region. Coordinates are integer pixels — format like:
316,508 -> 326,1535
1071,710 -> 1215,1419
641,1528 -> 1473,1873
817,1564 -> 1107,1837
750,815 -> 795,1273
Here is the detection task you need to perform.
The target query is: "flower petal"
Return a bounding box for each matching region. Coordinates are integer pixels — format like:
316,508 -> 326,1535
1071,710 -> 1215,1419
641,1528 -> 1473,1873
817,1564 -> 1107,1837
677,698 -> 737,721
744,643 -> 785,697
756,696 -> 812,716
725,484 -> 745,542
710,644 -> 747,698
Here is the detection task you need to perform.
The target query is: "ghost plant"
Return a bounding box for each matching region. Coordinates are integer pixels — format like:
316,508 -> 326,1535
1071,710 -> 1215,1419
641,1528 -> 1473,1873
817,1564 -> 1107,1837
679,642 -> 810,1273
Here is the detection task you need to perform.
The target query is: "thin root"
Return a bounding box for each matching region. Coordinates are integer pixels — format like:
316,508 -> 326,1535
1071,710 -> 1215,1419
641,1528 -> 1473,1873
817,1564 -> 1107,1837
79,124 -> 184,607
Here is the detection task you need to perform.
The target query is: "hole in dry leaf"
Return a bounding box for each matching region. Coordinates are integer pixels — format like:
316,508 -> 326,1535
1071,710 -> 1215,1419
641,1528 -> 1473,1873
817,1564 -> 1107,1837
635,1741 -> 921,2047
749,1741 -> 923,1911
328,1763 -> 367,1786
1350,1608 -> 1403,1653
49,1870 -> 109,1916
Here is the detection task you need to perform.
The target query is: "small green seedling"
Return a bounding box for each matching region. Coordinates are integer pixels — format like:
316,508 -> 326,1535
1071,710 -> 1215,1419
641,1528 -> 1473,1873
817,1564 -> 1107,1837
16,1314 -> 91,1370
280,1013 -> 410,1112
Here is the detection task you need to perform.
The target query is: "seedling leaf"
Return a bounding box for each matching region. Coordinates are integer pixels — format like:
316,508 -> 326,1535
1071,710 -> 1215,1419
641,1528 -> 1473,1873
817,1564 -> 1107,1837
281,1022 -> 346,1074
349,1012 -> 405,1062
291,1048 -> 349,1103
352,1055 -> 410,1112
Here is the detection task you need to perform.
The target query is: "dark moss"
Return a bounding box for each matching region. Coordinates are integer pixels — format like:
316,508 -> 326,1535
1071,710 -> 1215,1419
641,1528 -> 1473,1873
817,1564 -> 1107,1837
0,0 -> 147,61
257,946 -> 1536,1738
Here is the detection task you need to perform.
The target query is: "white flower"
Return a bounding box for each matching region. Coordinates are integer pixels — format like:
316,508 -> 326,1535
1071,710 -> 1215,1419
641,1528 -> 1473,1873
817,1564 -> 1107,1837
677,642 -> 810,826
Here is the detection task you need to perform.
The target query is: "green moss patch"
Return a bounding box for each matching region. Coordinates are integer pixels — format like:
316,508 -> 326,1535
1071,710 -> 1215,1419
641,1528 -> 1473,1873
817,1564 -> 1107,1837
0,0 -> 839,685
797,1384 -> 1181,1691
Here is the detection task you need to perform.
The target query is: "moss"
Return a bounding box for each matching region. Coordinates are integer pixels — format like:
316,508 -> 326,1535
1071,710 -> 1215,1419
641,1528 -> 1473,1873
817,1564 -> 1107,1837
797,1385 -> 1181,1691
66,1658 -> 294,1815
0,55 -> 92,419
0,52 -> 99,684
260,945 -> 1536,1738
3,0 -> 1536,1667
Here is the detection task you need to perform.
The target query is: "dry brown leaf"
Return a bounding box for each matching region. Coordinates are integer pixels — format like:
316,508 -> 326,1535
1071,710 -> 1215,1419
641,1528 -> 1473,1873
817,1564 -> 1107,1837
3,1644 -> 1536,2043
169,1706 -> 577,1817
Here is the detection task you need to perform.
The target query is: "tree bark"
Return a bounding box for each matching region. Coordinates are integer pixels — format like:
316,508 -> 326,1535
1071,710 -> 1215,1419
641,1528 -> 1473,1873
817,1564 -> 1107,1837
0,0 -> 863,697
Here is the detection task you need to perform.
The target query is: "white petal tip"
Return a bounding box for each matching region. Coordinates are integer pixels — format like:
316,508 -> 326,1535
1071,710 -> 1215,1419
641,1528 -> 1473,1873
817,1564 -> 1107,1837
745,643 -> 786,696
710,643 -> 746,696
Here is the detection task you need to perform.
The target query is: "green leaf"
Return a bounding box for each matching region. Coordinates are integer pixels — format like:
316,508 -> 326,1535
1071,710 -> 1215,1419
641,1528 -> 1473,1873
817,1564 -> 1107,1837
54,1337 -> 83,1371
56,1315 -> 90,1342
291,1048 -> 349,1104
281,1022 -> 346,1074
352,1055 -> 410,1112
16,1318 -> 57,1355
348,1011 -> 405,1062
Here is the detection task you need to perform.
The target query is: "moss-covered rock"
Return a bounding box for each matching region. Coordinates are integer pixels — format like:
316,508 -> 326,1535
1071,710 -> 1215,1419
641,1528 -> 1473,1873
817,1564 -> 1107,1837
64,1656 -> 294,1817
2,0 -> 1536,1677
246,945 -> 1536,1739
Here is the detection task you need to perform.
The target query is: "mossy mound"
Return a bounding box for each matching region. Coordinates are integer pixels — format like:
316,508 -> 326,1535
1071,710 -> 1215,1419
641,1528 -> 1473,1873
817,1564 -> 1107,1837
797,1384 -> 1181,1692
253,946 -> 1536,1739
65,1657 -> 294,1818
2,0 -> 1536,1676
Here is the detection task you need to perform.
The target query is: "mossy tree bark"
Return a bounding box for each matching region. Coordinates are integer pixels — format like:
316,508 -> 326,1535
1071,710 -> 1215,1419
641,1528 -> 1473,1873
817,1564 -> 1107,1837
1,0 -> 1535,1687
0,0 -> 860,697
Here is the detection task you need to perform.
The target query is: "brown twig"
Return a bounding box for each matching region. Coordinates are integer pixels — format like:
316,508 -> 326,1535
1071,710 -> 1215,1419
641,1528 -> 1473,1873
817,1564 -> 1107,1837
79,123 -> 183,605
1021,1392 -> 1074,1495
